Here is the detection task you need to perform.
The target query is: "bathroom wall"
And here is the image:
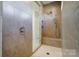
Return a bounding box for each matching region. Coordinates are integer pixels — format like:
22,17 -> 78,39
62,1 -> 79,56
0,1 -> 2,56
2,1 -> 32,56
42,1 -> 61,38
42,2 -> 61,47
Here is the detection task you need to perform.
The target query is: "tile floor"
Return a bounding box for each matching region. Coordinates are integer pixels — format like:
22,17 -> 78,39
32,44 -> 62,57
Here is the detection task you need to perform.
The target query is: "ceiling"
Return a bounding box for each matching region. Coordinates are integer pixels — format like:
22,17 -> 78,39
41,1 -> 54,5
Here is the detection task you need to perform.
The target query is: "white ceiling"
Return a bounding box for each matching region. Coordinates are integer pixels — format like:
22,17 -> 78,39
41,1 -> 54,5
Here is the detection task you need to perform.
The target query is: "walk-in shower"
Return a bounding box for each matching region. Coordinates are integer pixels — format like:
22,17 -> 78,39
1,1 -> 79,57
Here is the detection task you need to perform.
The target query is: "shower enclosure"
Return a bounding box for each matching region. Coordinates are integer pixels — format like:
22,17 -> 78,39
1,1 -> 79,57
42,1 -> 62,48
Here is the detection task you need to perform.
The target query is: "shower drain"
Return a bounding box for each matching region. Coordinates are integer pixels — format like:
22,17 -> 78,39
46,52 -> 50,55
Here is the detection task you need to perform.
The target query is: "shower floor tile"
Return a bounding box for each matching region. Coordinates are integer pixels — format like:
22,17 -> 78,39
32,45 -> 62,57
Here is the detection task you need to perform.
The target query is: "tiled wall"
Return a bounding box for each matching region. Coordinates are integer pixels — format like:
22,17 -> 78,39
42,2 -> 61,47
42,1 -> 61,38
42,37 -> 62,48
62,1 -> 79,56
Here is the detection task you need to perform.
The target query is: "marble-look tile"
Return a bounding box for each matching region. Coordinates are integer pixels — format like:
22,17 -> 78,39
32,45 -> 62,57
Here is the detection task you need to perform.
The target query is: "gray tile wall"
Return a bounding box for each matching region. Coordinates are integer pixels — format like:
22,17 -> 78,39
62,1 -> 79,57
